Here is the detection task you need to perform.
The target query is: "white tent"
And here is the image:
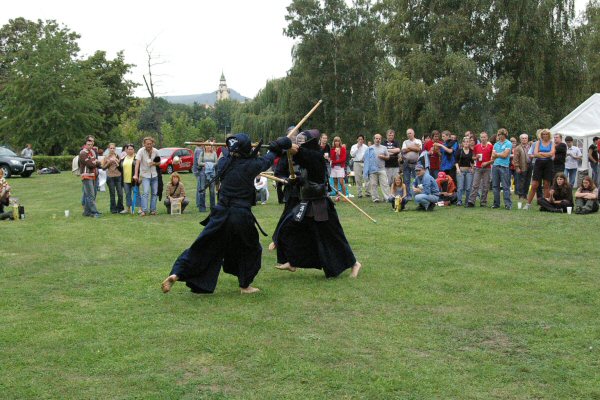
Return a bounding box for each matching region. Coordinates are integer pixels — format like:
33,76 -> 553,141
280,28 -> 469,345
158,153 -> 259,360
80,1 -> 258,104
550,93 -> 600,171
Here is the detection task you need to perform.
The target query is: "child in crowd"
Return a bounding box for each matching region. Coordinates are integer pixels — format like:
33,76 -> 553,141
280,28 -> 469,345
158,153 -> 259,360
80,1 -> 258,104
388,174 -> 408,211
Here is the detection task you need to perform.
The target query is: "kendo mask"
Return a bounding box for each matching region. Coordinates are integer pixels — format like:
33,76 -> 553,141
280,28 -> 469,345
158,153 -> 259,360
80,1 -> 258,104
226,133 -> 253,157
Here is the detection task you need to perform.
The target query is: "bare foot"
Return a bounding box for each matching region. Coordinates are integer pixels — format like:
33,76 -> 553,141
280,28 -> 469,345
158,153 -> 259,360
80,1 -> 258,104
350,262 -> 362,278
268,242 -> 276,251
240,286 -> 261,294
161,275 -> 178,293
275,262 -> 297,272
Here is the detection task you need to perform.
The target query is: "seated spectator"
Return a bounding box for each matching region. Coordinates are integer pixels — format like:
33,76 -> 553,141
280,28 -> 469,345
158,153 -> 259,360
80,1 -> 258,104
538,172 -> 573,213
574,176 -> 599,214
436,171 -> 457,205
254,175 -> 269,205
388,174 -> 408,211
413,163 -> 440,211
164,172 -> 189,214
0,169 -> 12,219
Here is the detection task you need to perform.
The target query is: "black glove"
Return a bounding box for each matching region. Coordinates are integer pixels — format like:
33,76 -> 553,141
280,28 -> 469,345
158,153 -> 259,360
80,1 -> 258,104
268,137 -> 292,154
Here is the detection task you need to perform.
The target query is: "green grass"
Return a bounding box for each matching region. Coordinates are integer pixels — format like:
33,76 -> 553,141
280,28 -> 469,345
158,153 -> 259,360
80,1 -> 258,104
1,173 -> 599,399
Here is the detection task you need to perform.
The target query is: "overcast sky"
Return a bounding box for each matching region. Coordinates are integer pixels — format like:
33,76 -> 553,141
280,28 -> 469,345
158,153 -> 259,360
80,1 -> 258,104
2,0 -> 590,99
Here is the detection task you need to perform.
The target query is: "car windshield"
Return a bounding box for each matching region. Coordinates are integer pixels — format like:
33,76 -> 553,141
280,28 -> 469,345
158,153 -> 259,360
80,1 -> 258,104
0,147 -> 17,157
158,149 -> 173,157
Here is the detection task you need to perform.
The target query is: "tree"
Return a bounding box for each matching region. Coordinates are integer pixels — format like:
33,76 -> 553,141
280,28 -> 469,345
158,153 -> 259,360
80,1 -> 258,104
0,18 -> 107,155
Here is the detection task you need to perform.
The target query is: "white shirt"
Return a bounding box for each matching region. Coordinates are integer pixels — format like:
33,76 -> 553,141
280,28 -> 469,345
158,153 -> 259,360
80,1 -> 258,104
402,138 -> 422,162
565,145 -> 582,169
254,176 -> 268,190
350,143 -> 367,162
136,147 -> 159,178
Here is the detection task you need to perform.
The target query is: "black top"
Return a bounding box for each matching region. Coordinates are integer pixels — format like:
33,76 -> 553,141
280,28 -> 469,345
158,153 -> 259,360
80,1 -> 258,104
554,143 -> 567,167
384,140 -> 400,168
589,144 -> 599,163
218,152 -> 276,207
455,148 -> 474,168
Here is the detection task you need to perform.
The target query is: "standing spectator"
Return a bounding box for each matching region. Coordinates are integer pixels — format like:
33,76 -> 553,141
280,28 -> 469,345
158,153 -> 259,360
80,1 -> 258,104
102,143 -> 125,214
164,172 -> 189,213
574,176 -> 599,214
383,129 -> 401,186
192,143 -> 204,209
78,136 -> 102,218
436,130 -> 459,183
425,130 -> 443,178
388,174 -> 408,211
564,136 -> 582,187
364,133 -> 390,203
413,164 -> 440,211
418,133 -> 431,171
194,144 -> 217,212
134,137 -> 160,216
330,136 -> 347,200
436,171 -> 457,205
401,128 -> 422,199
588,137 -> 599,186
454,137 -> 474,206
509,136 -> 518,191
513,133 -> 532,201
21,144 -> 33,159
254,175 -> 269,205
319,133 -> 331,176
467,131 -> 493,207
491,128 -> 513,209
538,173 -> 573,213
120,144 -> 138,214
350,134 -> 369,198
553,134 -> 567,176
525,129 -> 555,210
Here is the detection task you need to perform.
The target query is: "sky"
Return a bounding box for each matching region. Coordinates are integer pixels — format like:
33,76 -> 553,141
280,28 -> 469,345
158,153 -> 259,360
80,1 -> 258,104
2,0 -> 590,99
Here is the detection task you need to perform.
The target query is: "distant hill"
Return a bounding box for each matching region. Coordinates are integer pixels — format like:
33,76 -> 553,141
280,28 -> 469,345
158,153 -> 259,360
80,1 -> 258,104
161,89 -> 249,106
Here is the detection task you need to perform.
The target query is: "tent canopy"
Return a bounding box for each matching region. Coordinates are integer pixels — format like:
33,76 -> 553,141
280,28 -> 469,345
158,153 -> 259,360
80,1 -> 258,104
550,93 -> 600,171
551,93 -> 600,137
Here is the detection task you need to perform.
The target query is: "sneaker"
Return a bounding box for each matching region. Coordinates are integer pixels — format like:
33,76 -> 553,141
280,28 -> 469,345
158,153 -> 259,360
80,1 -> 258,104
523,203 -> 531,210
491,205 -> 500,209
465,202 -> 475,208
505,206 -> 512,210
373,199 -> 380,203
456,202 -> 463,207
92,213 -> 101,218
261,201 -> 266,205
119,209 -> 128,214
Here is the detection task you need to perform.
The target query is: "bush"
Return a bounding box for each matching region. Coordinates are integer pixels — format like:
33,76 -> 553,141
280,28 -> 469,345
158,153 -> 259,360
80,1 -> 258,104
33,156 -> 74,171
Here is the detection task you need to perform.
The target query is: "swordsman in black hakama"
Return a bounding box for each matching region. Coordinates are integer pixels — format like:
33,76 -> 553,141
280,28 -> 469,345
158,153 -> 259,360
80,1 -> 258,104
274,129 -> 361,278
161,133 -> 294,294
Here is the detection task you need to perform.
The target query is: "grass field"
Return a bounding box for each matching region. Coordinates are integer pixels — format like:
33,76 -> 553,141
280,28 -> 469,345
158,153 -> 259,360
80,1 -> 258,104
1,172 -> 599,399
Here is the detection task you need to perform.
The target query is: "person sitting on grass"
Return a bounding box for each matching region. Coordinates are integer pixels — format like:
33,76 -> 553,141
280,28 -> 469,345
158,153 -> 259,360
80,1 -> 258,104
412,163 -> 439,211
388,174 -> 408,211
164,172 -> 189,214
436,171 -> 457,206
574,176 -> 599,215
0,168 -> 13,219
538,172 -> 573,213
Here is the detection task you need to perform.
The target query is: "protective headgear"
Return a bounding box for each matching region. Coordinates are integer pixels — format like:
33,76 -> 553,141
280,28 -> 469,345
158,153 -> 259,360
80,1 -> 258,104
297,129 -> 320,149
226,133 -> 253,157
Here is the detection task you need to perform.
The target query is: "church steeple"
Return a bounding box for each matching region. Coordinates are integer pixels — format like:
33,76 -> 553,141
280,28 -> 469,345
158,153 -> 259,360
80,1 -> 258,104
217,71 -> 230,101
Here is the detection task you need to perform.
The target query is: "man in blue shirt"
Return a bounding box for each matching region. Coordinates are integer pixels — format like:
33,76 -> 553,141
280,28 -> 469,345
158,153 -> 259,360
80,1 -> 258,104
436,130 -> 459,184
413,163 -> 440,211
491,128 -> 513,209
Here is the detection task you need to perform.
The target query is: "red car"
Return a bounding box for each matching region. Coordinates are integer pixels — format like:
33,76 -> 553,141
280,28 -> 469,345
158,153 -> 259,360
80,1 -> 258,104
158,147 -> 194,174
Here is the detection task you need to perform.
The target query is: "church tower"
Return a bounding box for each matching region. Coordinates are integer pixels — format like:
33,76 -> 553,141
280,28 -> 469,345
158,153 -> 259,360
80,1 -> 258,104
216,72 -> 230,101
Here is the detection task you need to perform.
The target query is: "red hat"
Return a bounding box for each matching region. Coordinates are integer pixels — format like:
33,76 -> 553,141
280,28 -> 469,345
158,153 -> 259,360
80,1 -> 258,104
437,171 -> 447,180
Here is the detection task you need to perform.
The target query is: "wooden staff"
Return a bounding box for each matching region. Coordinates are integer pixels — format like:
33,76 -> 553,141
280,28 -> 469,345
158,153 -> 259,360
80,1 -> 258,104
286,99 -> 324,180
259,173 -> 288,184
185,141 -> 269,148
330,186 -> 377,224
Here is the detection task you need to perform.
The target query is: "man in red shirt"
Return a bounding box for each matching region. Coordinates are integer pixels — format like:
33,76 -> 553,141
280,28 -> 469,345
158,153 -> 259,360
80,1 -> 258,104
425,130 -> 443,178
466,131 -> 494,207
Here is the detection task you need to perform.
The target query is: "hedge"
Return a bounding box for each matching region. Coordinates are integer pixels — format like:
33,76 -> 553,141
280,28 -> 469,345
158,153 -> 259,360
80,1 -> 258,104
32,156 -> 74,171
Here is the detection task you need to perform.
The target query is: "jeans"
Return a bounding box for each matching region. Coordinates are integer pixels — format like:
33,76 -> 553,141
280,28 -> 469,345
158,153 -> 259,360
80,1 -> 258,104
414,194 -> 439,208
196,171 -> 216,211
492,165 -> 512,208
565,168 -> 577,187
82,179 -> 99,216
591,162 -> 599,187
106,176 -> 124,213
402,163 -> 416,199
256,188 -> 268,203
141,176 -> 158,213
456,169 -> 473,205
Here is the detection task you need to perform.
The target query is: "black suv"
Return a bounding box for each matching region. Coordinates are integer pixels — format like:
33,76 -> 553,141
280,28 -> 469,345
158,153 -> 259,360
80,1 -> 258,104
0,147 -> 35,177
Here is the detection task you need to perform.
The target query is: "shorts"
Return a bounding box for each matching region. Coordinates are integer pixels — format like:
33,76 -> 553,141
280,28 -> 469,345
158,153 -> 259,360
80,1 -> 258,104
532,159 -> 554,182
330,166 -> 345,178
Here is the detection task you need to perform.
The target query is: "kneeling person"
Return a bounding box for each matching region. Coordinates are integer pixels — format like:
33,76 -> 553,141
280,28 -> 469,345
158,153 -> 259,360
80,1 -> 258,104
413,163 -> 440,211
164,172 -> 189,213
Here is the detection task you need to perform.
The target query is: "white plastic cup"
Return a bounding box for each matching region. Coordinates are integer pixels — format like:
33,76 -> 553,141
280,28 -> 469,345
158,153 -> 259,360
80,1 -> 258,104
567,207 -> 572,215
518,202 -> 522,209
65,210 -> 70,217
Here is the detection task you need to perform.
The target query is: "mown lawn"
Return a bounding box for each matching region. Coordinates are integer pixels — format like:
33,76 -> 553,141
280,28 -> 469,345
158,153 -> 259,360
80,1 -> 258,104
1,172 -> 598,399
